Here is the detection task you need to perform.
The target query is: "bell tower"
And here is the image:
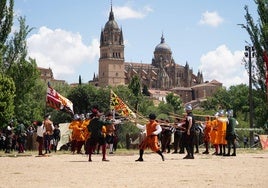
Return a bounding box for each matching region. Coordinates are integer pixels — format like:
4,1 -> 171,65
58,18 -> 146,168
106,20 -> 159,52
98,4 -> 125,87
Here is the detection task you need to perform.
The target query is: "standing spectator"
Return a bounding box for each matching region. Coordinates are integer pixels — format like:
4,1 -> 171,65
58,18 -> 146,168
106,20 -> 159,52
134,113 -> 165,162
16,120 -> 27,153
35,121 -> 46,156
26,125 -> 35,151
225,110 -> 237,156
43,114 -> 54,154
0,130 -> 5,150
52,124 -> 61,152
5,120 -> 15,153
183,104 -> 195,159
243,135 -> 249,148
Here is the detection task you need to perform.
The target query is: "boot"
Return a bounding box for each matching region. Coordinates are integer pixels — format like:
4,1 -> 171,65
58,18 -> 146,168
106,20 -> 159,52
156,150 -> 165,161
102,144 -> 108,161
135,149 -> 144,161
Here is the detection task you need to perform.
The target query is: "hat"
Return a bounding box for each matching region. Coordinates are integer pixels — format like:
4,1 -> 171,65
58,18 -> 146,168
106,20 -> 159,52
148,113 -> 156,120
185,104 -> 192,111
44,113 -> 50,118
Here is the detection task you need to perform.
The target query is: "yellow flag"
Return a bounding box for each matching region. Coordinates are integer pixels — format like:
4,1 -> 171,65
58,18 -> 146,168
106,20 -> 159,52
110,90 -> 136,118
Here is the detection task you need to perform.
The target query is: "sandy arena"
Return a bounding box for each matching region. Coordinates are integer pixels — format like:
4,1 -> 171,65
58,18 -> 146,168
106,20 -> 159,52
0,150 -> 267,188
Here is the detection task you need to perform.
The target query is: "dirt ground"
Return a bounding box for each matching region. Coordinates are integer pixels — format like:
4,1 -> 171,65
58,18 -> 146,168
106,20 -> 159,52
0,149 -> 267,188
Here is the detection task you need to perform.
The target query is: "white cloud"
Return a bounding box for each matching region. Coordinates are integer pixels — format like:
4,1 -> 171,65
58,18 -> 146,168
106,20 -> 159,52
199,11 -> 224,27
199,45 -> 249,88
27,26 -> 99,82
113,5 -> 153,20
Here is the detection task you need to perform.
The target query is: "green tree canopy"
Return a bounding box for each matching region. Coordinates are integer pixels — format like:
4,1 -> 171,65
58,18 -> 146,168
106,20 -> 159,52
0,74 -> 15,127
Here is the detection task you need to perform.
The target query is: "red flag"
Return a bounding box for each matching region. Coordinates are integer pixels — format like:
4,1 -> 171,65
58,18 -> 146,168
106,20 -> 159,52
46,82 -> 74,114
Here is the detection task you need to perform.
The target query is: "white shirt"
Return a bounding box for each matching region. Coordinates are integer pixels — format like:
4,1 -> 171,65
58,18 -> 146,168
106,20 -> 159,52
37,124 -> 46,137
136,123 -> 162,136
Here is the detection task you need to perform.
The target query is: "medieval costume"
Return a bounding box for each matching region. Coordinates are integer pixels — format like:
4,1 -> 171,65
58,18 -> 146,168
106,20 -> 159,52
135,113 -> 164,162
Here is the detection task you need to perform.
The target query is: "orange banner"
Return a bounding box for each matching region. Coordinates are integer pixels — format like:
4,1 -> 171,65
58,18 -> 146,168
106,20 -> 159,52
259,135 -> 268,150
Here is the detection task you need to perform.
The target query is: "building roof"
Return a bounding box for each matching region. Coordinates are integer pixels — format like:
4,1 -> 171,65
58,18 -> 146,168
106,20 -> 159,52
154,35 -> 171,53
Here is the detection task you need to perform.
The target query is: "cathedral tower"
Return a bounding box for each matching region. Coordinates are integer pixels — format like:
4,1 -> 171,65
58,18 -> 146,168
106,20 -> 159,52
98,5 -> 125,87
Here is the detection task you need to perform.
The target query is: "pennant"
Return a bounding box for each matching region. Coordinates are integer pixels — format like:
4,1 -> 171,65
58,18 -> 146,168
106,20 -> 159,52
46,82 -> 74,115
110,90 -> 136,118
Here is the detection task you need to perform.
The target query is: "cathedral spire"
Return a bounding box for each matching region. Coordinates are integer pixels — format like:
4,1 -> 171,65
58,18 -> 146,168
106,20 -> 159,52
109,0 -> 114,21
161,32 -> 165,43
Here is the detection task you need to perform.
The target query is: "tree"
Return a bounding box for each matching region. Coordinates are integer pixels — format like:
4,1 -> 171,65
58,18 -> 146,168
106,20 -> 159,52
0,0 -> 13,72
0,73 -> 15,128
5,18 -> 40,124
166,92 -> 183,113
241,0 -> 268,94
128,75 -> 142,111
240,0 -> 268,127
0,0 -> 13,46
68,85 -> 94,114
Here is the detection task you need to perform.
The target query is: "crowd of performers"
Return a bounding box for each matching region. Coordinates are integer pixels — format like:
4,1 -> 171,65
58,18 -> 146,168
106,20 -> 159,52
58,103 -> 238,162
68,107 -> 121,162
132,104 -> 238,161
1,103 -> 237,163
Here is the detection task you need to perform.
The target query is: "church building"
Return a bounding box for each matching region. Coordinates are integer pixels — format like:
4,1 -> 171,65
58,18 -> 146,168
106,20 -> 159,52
92,5 -> 222,104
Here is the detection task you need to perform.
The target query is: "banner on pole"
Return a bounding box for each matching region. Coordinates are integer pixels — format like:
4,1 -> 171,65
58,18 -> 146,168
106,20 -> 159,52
110,90 -> 136,119
46,82 -> 74,115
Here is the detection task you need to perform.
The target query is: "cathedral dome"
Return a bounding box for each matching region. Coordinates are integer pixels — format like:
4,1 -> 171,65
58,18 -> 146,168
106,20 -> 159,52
105,20 -> 119,30
155,35 -> 171,53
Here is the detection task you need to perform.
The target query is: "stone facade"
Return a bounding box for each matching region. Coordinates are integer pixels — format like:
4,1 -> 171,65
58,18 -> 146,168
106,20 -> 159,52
93,5 -> 222,104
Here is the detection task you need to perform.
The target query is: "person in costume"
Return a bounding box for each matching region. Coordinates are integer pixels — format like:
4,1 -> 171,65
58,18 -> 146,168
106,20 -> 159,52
15,120 -> 27,153
134,113 -> 165,162
160,119 -> 174,153
69,114 -> 80,154
172,118 -> 184,154
182,104 -> 195,159
105,111 -> 121,154
83,113 -> 92,154
216,110 -> 227,155
202,116 -> 212,154
5,120 -> 15,153
210,114 -> 219,155
87,107 -> 112,162
35,121 -> 46,156
225,110 -> 237,156
172,118 -> 181,154
75,114 -> 86,154
52,124 -> 61,152
43,114 -> 54,154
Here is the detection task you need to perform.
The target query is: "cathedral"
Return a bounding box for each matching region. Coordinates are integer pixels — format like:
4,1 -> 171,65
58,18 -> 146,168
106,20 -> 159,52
91,5 -> 222,104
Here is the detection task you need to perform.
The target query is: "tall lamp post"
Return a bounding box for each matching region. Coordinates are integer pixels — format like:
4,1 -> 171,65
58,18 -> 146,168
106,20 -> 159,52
244,45 -> 255,147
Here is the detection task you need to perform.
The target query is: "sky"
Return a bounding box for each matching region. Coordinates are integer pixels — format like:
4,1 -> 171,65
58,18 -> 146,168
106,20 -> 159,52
13,0 -> 259,88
